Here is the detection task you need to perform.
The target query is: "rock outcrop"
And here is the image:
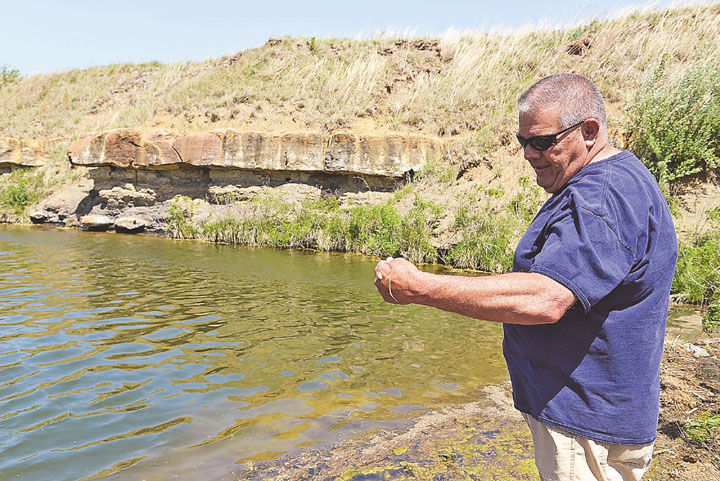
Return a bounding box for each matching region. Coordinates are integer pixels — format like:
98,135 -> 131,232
0,137 -> 67,171
79,214 -> 114,231
68,129 -> 441,178
7,129 -> 443,234
114,216 -> 149,233
98,184 -> 157,209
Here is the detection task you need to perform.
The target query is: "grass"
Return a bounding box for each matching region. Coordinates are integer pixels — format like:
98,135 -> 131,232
194,192 -> 444,264
1,4 -> 719,145
0,168 -> 53,216
167,195 -> 200,239
683,410 -> 720,445
624,54 -> 720,193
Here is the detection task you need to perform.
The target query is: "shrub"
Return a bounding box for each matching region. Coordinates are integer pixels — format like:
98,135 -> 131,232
624,55 -> 720,192
704,299 -> 720,333
0,64 -> 20,85
167,195 -> 199,239
672,232 -> 720,305
445,206 -> 515,273
0,168 -> 46,215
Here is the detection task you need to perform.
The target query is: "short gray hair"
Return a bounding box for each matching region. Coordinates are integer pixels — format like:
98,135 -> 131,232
518,73 -> 607,130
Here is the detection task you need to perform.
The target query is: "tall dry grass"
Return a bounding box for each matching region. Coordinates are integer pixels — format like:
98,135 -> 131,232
0,3 -> 718,148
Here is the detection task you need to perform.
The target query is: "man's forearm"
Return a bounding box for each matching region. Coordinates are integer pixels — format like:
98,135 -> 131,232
409,271 -> 575,325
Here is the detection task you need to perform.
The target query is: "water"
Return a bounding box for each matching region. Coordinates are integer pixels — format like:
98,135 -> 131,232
0,226 -> 508,480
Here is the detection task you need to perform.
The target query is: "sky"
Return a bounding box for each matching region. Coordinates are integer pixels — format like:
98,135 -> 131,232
0,0 -> 705,76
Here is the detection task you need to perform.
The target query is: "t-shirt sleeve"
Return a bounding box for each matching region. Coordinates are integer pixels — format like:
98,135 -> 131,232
528,206 -> 635,313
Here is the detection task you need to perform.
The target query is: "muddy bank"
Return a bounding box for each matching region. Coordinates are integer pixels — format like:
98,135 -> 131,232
235,384 -> 538,481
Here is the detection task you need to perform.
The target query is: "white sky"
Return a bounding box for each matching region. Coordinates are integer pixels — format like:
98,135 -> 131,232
1,0 -> 710,75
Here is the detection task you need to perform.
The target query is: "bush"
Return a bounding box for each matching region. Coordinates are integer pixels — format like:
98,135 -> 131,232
672,232 -> 720,305
346,196 -> 440,263
167,195 -> 199,239
704,300 -> 720,333
0,168 -> 45,215
0,64 -> 20,86
445,206 -> 515,273
624,55 -> 720,192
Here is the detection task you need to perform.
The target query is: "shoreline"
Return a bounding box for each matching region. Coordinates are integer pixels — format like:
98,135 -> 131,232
234,337 -> 719,481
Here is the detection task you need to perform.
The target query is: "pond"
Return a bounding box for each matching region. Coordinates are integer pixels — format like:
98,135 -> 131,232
0,226 -> 509,480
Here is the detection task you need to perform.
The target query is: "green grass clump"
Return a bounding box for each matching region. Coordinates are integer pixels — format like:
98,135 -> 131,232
683,411 -> 720,444
624,54 -> 720,193
167,195 -> 200,239
200,193 -> 442,264
672,232 -> 720,304
444,206 -> 516,273
0,168 -> 48,215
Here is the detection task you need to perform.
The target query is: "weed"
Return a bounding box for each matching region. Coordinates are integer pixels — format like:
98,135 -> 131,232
0,168 -> 48,215
683,411 -> 720,444
624,55 -> 720,192
0,64 -> 20,86
167,195 -> 199,239
672,231 -> 720,305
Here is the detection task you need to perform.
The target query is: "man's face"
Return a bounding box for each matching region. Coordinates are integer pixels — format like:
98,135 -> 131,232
518,108 -> 588,193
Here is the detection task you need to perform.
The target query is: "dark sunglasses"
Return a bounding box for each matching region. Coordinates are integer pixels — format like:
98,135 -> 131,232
515,120 -> 586,151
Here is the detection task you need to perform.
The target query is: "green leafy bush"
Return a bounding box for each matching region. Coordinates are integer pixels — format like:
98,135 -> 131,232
0,168 -> 45,215
167,195 -> 199,239
704,299 -> 720,333
625,55 -> 720,192
672,232 -> 720,305
346,196 -> 440,262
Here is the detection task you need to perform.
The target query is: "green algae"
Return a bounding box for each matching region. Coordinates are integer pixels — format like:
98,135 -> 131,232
337,410 -> 540,481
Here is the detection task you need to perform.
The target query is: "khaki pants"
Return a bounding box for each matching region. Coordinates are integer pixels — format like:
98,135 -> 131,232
523,413 -> 654,481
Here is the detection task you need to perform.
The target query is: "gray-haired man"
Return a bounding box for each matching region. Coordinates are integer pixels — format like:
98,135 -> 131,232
374,73 -> 677,480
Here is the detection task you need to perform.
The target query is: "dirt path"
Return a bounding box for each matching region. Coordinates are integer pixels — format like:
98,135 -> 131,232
235,336 -> 719,481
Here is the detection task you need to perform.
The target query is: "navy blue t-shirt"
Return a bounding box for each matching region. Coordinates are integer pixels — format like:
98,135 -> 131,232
503,150 -> 677,445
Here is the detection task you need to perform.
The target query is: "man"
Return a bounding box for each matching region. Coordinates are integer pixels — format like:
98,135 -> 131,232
374,73 -> 677,481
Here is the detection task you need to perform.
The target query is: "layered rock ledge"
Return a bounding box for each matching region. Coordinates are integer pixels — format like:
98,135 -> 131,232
0,137 -> 67,172
5,129 -> 442,232
67,129 -> 441,178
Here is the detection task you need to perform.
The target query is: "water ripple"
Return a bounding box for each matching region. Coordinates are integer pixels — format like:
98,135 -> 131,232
0,227 -> 508,480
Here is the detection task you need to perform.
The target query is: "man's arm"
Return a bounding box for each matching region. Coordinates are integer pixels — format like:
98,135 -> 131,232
374,258 -> 576,325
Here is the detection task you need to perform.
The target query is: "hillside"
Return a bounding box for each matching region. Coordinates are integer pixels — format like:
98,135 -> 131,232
1,4 -> 717,142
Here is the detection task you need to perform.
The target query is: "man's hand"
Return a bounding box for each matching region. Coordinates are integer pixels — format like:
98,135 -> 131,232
373,257 -> 422,305
373,258 -> 576,324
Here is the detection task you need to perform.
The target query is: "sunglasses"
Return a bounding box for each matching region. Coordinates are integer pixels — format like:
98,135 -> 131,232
515,120 -> 586,151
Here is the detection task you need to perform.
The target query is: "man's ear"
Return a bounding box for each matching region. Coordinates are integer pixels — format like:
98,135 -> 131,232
582,119 -> 601,146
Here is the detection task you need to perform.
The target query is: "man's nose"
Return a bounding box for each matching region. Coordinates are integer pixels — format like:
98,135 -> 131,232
524,144 -> 542,161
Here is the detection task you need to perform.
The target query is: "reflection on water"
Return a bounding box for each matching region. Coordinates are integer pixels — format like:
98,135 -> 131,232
0,226 -> 508,480
667,305 -> 705,341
